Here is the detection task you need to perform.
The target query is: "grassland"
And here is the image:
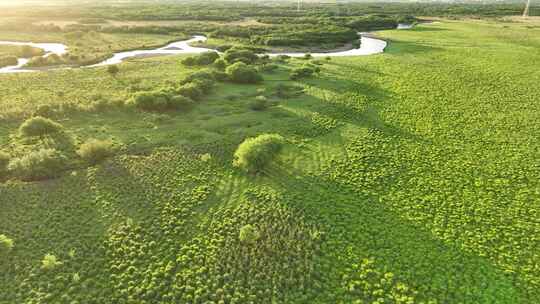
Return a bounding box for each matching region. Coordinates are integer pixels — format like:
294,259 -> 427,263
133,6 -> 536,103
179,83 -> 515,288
1,19 -> 539,303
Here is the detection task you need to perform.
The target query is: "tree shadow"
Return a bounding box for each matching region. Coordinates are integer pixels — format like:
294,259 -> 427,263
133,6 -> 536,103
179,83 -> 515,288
262,157 -> 523,303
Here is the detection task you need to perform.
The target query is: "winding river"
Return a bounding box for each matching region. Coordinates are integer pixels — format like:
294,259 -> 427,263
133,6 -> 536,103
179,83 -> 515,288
0,26 -> 406,74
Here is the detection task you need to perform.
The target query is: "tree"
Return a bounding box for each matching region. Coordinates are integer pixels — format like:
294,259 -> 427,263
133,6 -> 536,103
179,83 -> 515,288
239,225 -> 260,244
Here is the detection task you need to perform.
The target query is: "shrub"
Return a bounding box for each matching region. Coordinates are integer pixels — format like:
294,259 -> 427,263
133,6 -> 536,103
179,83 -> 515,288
239,224 -> 260,244
274,54 -> 290,63
0,56 -> 18,68
77,139 -> 116,165
0,234 -> 14,254
181,70 -> 216,84
223,48 -> 259,64
107,65 -> 120,76
274,83 -> 305,98
129,90 -> 193,111
290,66 -> 316,80
233,133 -> 284,173
19,116 -> 63,137
177,82 -> 204,101
216,44 -> 233,52
249,96 -> 268,111
257,64 -> 278,73
181,51 -> 219,66
213,58 -> 227,70
226,62 -> 263,84
8,148 -> 68,181
0,151 -> 9,177
42,254 -> 62,270
303,53 -> 313,60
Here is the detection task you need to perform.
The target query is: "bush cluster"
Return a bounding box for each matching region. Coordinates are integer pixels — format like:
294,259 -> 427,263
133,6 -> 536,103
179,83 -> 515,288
181,51 -> 220,66
233,133 -> 285,173
8,148 -> 68,181
223,48 -> 259,64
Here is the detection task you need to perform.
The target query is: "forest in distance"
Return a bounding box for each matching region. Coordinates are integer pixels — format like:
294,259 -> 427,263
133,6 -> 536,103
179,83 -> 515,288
1,0 -> 540,304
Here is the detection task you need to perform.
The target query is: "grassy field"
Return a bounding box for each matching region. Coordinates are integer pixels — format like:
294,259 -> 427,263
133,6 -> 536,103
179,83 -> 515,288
1,19 -> 539,303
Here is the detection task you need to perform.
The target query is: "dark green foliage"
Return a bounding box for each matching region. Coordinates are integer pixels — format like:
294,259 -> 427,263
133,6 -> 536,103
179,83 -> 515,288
257,63 -> 278,73
181,69 -> 217,84
274,83 -> 305,98
19,116 -> 63,137
216,44 -> 233,52
249,95 -> 268,111
346,15 -> 399,31
176,82 -> 204,101
233,133 -> 284,173
252,25 -> 357,47
239,224 -> 260,244
181,51 -> 219,66
129,89 -> 194,111
223,48 -> 259,64
107,65 -> 120,76
77,139 -> 116,165
8,148 -> 68,181
226,62 -> 263,84
290,67 -> 315,80
213,58 -> 227,70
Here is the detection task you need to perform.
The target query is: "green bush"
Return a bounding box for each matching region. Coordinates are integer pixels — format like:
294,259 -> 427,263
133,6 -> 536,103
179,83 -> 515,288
290,66 -> 316,80
0,234 -> 14,254
223,48 -> 259,64
249,96 -> 268,111
77,139 -> 116,165
233,133 -> 284,173
41,254 -> 62,270
181,51 -> 219,66
177,82 -> 204,101
19,116 -> 63,137
257,64 -> 278,73
181,70 -> 216,84
8,148 -> 68,181
226,62 -> 263,84
213,58 -> 227,70
129,90 -> 193,111
239,224 -> 260,244
0,151 -> 9,177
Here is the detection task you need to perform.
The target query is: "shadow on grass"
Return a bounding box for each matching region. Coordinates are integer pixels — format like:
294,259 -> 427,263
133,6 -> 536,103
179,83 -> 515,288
261,159 -> 524,303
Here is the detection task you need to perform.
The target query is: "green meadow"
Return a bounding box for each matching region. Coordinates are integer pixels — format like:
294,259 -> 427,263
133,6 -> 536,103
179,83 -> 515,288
1,18 -> 539,304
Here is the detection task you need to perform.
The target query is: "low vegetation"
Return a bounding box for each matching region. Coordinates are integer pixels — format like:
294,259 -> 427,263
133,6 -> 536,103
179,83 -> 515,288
77,139 -> 116,165
0,5 -> 539,304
